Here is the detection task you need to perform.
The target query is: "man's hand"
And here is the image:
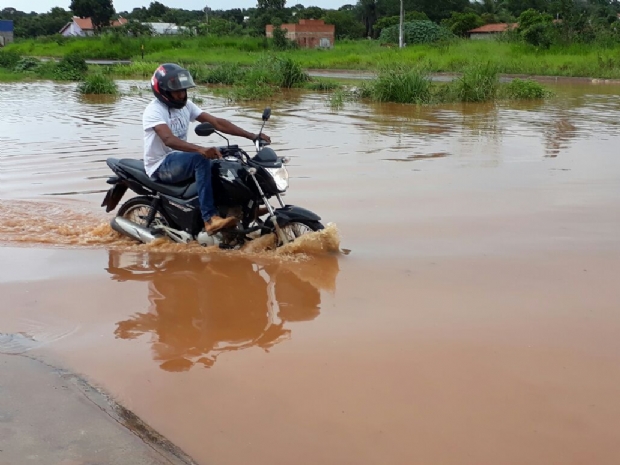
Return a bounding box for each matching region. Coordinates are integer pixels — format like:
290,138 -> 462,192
200,147 -> 222,160
255,133 -> 271,144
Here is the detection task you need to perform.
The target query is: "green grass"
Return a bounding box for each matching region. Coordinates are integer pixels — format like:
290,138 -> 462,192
8,36 -> 620,79
77,73 -> 118,95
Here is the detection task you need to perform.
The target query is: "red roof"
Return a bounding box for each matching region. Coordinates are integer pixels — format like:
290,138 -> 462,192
71,16 -> 127,31
468,23 -> 517,33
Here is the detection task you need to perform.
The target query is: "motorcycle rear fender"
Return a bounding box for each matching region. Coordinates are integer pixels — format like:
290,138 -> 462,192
101,181 -> 128,213
274,205 -> 321,225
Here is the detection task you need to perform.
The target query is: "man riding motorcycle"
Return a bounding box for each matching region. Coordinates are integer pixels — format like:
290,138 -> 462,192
144,63 -> 271,234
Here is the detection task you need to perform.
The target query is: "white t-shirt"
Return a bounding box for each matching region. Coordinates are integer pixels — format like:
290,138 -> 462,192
142,99 -> 203,177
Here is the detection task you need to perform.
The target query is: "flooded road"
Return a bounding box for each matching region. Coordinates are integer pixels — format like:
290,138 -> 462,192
1,80 -> 620,464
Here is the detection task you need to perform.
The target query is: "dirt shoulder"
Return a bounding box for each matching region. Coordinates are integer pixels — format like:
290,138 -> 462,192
0,352 -> 196,465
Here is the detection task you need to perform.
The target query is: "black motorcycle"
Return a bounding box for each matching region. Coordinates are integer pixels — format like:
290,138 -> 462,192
101,108 -> 324,248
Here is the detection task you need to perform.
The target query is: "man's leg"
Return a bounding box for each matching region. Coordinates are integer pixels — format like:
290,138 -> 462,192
153,152 -> 235,233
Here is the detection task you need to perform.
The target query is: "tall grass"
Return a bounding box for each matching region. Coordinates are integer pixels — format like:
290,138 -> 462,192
9,36 -> 620,78
366,65 -> 433,103
452,63 -> 499,103
77,73 -> 118,95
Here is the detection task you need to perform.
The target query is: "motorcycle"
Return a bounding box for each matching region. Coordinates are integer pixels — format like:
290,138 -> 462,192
101,107 -> 324,249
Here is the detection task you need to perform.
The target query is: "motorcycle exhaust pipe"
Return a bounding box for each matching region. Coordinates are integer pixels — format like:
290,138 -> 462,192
110,217 -> 159,244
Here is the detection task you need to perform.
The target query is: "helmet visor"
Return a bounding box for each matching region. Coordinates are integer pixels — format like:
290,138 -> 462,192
166,71 -> 196,91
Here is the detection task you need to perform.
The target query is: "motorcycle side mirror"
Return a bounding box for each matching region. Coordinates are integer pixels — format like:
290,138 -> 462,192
195,123 -> 215,137
262,107 -> 271,121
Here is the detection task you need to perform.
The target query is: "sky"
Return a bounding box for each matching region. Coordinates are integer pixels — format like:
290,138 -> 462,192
2,0 -> 351,14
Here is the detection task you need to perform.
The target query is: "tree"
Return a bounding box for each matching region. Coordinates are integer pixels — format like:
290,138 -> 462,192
298,6 -> 325,19
324,10 -> 366,38
147,1 -> 168,18
442,12 -> 484,36
257,0 -> 286,10
70,0 -> 115,32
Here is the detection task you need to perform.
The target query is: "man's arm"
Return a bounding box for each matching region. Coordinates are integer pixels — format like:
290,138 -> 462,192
153,124 -> 221,159
197,112 -> 271,143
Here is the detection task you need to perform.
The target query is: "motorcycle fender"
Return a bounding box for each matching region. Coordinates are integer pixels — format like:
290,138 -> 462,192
274,205 -> 321,225
101,182 -> 128,213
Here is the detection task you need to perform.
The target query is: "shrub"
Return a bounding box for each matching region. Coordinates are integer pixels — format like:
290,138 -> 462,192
77,73 -> 118,95
501,78 -> 551,99
451,62 -> 499,102
198,62 -> 247,85
379,21 -> 454,45
14,57 -> 41,72
366,65 -> 433,104
273,56 -> 308,88
54,53 -> 88,81
0,50 -> 22,69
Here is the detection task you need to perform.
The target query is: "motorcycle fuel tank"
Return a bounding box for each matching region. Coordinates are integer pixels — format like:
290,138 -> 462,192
211,159 -> 254,205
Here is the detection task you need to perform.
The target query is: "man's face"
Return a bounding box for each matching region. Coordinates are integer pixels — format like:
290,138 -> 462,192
170,89 -> 187,101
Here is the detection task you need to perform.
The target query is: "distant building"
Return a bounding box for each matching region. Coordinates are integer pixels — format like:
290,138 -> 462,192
0,20 -> 13,47
266,19 -> 335,49
467,23 -> 517,40
59,16 -> 128,37
142,22 -> 183,35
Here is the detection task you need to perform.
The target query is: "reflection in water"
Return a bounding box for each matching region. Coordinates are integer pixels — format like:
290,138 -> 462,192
109,251 -> 339,371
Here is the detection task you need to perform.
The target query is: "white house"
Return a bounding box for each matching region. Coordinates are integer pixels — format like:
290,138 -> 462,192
142,22 -> 183,35
59,16 -> 128,37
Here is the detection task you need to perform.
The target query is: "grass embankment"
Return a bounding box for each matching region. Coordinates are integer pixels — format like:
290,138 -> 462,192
7,35 -> 620,79
1,46 -> 550,104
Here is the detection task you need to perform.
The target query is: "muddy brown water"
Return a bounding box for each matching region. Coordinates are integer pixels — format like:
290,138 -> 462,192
1,80 -> 620,464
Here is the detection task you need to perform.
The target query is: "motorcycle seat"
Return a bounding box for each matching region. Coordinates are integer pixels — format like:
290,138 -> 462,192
110,158 -> 198,199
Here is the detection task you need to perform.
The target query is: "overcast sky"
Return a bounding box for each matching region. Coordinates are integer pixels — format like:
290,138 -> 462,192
2,0 -> 351,14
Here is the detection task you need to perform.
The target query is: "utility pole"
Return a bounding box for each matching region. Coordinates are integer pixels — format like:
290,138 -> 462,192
204,4 -> 210,34
398,0 -> 404,48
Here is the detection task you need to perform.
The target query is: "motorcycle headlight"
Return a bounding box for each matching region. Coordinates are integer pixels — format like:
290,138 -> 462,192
265,166 -> 289,192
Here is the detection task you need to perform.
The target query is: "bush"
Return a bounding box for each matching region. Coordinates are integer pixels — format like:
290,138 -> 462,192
451,62 -> 499,102
501,78 -> 550,99
522,22 -> 555,48
14,57 -> 41,72
0,50 -> 22,69
54,53 -> 88,81
380,21 -> 454,45
197,62 -> 247,85
367,65 -> 433,103
77,73 -> 118,95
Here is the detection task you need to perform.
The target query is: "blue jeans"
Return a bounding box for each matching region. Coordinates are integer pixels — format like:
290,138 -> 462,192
152,151 -> 216,222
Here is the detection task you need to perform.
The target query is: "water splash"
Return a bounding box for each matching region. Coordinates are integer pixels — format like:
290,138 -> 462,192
0,200 -> 343,260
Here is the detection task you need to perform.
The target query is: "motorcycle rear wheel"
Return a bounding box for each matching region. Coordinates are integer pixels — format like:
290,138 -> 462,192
117,196 -> 169,228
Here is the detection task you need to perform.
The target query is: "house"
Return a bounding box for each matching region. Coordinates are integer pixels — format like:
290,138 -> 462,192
0,20 -> 13,47
266,19 -> 335,49
467,23 -> 517,40
59,16 -> 128,37
142,22 -> 183,35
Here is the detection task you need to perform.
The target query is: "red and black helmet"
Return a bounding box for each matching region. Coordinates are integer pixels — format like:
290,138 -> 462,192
151,63 -> 196,110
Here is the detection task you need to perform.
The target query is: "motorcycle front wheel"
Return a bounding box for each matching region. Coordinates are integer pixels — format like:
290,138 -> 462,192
275,220 -> 324,246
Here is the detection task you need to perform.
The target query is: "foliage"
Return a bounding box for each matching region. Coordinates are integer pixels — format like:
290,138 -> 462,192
69,0 -> 115,32
54,53 -> 89,80
76,72 -> 118,94
442,12 -> 484,37
500,78 -> 550,99
374,12 -> 429,36
272,23 -> 291,50
451,62 -> 499,102
324,10 -> 366,39
379,21 -> 454,45
517,9 -> 555,48
0,50 -> 22,69
192,62 -> 248,85
365,65 -> 433,103
14,57 -> 41,72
